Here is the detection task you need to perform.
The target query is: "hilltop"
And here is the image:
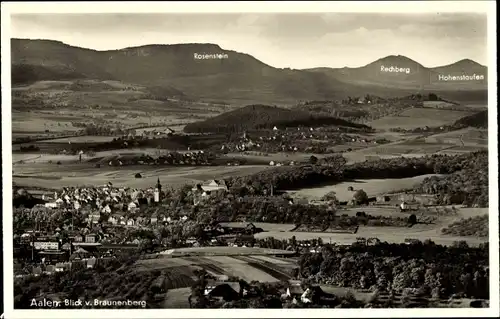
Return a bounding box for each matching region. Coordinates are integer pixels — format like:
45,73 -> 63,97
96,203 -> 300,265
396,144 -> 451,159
12,39 -> 488,104
431,59 -> 488,78
182,104 -> 370,134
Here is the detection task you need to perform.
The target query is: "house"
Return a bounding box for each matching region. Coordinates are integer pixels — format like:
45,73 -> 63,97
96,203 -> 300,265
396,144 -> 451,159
88,212 -> 101,224
126,218 -> 135,226
70,247 -> 91,260
128,202 -> 138,212
192,180 -> 228,193
102,205 -> 112,214
33,240 -> 59,251
45,265 -> 55,274
73,235 -> 84,242
150,216 -> 158,224
205,282 -> 241,302
45,202 -> 58,209
286,284 -> 304,299
85,234 -> 98,243
32,266 -> 42,276
86,257 -> 97,269
55,262 -> 71,272
376,195 -> 390,203
301,288 -> 313,304
107,215 -> 119,225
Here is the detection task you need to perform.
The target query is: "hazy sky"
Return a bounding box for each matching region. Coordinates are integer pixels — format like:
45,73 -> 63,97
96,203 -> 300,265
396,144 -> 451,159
11,13 -> 488,69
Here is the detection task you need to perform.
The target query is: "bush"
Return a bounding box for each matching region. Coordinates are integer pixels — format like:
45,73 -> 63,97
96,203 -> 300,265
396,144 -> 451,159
441,215 -> 488,238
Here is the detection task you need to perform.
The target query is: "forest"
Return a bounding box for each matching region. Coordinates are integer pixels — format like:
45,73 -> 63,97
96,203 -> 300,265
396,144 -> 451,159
226,151 -> 488,208
183,104 -> 371,134
298,240 -> 489,300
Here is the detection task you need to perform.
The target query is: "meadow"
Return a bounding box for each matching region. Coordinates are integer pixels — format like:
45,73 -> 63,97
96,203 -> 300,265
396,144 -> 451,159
13,164 -> 271,190
369,108 -> 476,130
287,174 -> 442,201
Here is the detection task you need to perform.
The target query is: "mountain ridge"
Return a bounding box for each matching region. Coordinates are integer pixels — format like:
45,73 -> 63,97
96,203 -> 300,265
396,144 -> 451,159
11,38 -> 488,103
12,38 -> 486,69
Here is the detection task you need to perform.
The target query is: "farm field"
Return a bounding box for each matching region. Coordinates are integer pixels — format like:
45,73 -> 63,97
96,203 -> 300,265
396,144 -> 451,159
287,174 -> 442,201
159,246 -> 294,257
255,224 -> 487,247
438,146 -> 488,154
12,148 -> 206,164
253,207 -> 488,247
13,164 -> 270,190
219,222 -> 296,232
424,128 -> 488,147
221,152 -> 328,164
369,108 -> 476,130
135,252 -> 296,283
41,135 -> 117,143
422,101 -> 458,108
12,111 -> 83,134
11,79 -> 224,141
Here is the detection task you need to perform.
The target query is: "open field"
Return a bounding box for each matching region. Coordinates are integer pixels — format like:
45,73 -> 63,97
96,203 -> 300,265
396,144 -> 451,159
424,128 -> 488,146
341,131 -> 485,162
159,246 -> 295,257
135,249 -> 297,283
13,164 -> 270,190
422,101 -> 458,108
253,207 -> 488,247
12,148 -> 205,164
287,174 -> 442,201
40,135 -> 117,143
12,79 -> 225,141
369,108 -> 476,130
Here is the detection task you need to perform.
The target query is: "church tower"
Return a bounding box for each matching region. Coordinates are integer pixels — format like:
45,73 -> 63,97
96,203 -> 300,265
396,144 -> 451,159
154,177 -> 162,203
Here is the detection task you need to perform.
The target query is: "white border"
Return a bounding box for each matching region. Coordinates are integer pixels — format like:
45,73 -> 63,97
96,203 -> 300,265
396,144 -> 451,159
1,1 -> 498,318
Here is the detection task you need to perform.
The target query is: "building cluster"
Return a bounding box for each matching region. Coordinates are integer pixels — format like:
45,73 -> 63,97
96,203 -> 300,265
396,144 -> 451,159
42,179 -> 165,211
106,151 -> 214,167
219,128 -> 377,155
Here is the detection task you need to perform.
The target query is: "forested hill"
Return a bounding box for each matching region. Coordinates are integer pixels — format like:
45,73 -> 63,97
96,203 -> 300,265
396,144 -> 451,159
183,104 -> 371,134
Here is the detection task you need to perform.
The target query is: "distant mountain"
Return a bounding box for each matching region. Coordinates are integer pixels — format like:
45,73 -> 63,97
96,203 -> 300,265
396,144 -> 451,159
183,104 -> 370,134
430,59 -> 487,81
310,55 -> 433,87
11,39 -> 347,103
11,39 -> 488,104
307,55 -> 487,91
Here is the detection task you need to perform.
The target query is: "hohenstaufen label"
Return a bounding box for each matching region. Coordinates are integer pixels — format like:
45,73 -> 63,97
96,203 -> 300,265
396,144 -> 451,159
438,74 -> 485,81
194,53 -> 229,60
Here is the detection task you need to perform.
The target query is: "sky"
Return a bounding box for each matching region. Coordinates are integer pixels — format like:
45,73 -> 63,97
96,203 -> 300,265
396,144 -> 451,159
11,13 -> 488,69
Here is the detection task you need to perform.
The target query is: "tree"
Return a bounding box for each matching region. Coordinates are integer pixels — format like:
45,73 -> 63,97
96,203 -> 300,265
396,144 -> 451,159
353,189 -> 368,205
428,93 -> 439,101
309,155 -> 318,165
408,214 -> 417,226
321,191 -> 338,203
